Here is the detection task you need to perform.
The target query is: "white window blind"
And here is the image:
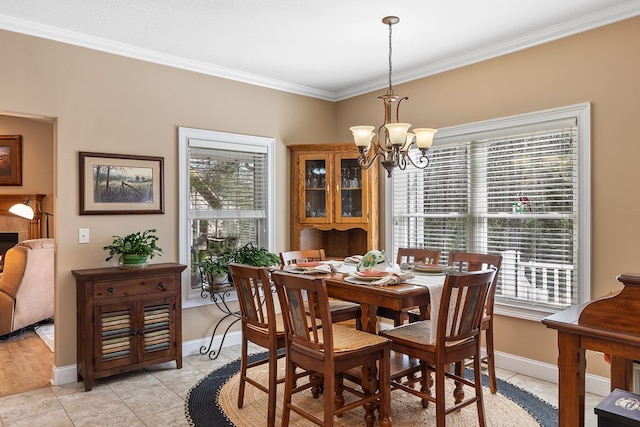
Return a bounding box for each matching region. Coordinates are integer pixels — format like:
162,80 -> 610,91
389,104 -> 590,317
179,128 -> 275,304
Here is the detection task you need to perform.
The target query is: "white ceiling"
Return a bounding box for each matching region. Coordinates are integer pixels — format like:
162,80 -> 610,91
0,0 -> 638,101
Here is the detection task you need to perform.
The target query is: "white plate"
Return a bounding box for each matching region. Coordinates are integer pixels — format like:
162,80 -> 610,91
411,264 -> 450,274
347,271 -> 392,281
344,276 -> 376,285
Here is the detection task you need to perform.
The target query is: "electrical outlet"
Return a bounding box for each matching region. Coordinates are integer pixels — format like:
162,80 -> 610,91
79,228 -> 89,244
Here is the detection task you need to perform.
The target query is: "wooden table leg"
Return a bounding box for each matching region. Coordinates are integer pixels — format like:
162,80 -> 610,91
611,355 -> 633,391
359,302 -> 379,393
557,331 -> 585,427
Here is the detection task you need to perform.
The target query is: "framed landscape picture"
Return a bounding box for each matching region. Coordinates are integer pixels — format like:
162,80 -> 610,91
0,135 -> 22,186
79,151 -> 164,215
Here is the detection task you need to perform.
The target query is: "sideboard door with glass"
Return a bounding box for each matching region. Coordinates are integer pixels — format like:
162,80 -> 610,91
335,155 -> 370,223
298,153 -> 332,224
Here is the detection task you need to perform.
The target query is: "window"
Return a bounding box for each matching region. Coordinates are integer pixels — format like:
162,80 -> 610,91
179,127 -> 275,305
387,103 -> 590,320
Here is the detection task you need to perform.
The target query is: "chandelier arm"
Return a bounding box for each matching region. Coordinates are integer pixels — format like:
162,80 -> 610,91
376,127 -> 394,153
405,150 -> 431,169
357,148 -> 386,170
395,96 -> 409,123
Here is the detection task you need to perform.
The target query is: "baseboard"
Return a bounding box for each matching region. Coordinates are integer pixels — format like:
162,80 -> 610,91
51,331 -> 244,386
51,363 -> 78,386
494,350 -> 610,397
52,332 -> 610,397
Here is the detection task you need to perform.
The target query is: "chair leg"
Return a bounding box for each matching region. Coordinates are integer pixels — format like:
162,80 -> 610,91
485,326 -> 498,394
267,345 -> 278,427
453,361 -> 464,404
237,338 -> 247,409
324,373 -> 335,427
474,353 -> 487,427
435,362 -> 447,427
335,374 -> 344,418
282,357 -> 295,427
310,372 -> 323,398
419,361 -> 431,408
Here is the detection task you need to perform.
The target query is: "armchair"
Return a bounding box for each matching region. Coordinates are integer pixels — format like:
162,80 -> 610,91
0,238 -> 54,336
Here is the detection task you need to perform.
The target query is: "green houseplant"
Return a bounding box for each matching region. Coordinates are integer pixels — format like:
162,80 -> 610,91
103,229 -> 163,268
199,243 -> 280,289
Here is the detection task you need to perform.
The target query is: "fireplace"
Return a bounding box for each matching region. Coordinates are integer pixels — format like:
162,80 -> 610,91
0,232 -> 18,257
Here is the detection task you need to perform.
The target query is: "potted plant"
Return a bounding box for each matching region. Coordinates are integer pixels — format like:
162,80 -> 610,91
198,252 -> 233,288
103,229 -> 163,268
199,243 -> 280,289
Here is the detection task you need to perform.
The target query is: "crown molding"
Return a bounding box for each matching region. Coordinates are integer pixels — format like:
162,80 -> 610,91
1,2 -> 639,103
335,2 -> 640,101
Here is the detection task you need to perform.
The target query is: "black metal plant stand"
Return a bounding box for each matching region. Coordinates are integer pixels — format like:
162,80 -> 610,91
198,274 -> 241,360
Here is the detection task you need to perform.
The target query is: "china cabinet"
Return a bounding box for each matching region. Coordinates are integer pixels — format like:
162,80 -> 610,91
72,263 -> 186,391
289,144 -> 378,258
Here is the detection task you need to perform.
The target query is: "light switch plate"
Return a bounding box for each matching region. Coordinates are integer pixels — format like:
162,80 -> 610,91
79,228 -> 89,244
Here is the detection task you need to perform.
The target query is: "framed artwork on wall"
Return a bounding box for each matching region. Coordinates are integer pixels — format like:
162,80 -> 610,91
79,151 -> 164,215
0,135 -> 22,186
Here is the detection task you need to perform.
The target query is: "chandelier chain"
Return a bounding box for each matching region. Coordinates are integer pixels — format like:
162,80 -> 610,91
387,20 -> 393,94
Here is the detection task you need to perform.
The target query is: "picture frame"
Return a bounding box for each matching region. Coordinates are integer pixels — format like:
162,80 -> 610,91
0,135 -> 22,186
79,151 -> 164,215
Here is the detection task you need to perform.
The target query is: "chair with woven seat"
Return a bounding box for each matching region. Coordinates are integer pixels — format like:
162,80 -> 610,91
272,270 -> 392,427
228,262 -> 286,427
447,252 -> 503,394
379,268 -> 497,427
280,249 -> 361,329
377,247 -> 441,326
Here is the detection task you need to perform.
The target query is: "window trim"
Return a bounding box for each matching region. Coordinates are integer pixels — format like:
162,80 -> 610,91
178,127 -> 276,307
385,102 -> 591,321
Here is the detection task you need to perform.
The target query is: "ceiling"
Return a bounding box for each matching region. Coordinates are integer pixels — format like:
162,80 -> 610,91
0,0 -> 638,101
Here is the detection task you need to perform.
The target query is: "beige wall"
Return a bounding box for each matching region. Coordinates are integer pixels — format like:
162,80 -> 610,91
0,14 -> 638,378
337,15 -> 640,377
0,29 -> 337,367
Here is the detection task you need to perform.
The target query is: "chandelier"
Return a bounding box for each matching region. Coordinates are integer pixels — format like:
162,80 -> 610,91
350,16 -> 437,177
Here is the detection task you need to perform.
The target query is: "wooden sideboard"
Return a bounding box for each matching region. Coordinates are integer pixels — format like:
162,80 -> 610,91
72,263 -> 187,391
0,194 -> 46,240
288,144 -> 378,258
542,273 -> 640,426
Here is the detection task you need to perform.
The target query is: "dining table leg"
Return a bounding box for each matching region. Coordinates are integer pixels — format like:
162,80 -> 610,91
359,302 -> 383,426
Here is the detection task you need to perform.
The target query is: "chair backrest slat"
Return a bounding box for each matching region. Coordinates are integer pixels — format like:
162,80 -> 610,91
448,252 -> 502,316
438,269 -> 496,344
272,270 -> 332,353
280,249 -> 326,267
396,248 -> 441,265
228,263 -> 276,333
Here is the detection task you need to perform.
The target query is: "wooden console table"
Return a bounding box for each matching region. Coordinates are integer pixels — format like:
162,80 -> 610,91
542,273 -> 640,426
73,263 -> 186,391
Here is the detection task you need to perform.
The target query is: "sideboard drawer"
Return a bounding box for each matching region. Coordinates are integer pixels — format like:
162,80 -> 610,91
93,275 -> 176,299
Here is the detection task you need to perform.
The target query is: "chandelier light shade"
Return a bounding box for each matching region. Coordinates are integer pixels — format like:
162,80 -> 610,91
350,16 -> 438,177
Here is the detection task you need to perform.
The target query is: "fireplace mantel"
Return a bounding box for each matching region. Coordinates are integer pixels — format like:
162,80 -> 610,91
0,194 -> 46,240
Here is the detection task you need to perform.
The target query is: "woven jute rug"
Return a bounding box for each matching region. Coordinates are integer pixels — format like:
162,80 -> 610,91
186,353 -> 558,426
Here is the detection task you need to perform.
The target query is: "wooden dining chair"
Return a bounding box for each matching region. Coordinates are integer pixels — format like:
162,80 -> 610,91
447,252 -> 503,394
377,248 -> 441,326
272,270 -> 392,427
379,268 -> 497,427
280,249 -> 362,329
228,263 -> 286,427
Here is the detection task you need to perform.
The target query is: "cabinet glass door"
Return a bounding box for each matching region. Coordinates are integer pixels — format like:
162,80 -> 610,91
301,155 -> 330,222
337,157 -> 365,222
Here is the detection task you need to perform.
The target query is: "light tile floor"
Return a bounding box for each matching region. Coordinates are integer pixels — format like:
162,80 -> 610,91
0,344 -> 604,426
